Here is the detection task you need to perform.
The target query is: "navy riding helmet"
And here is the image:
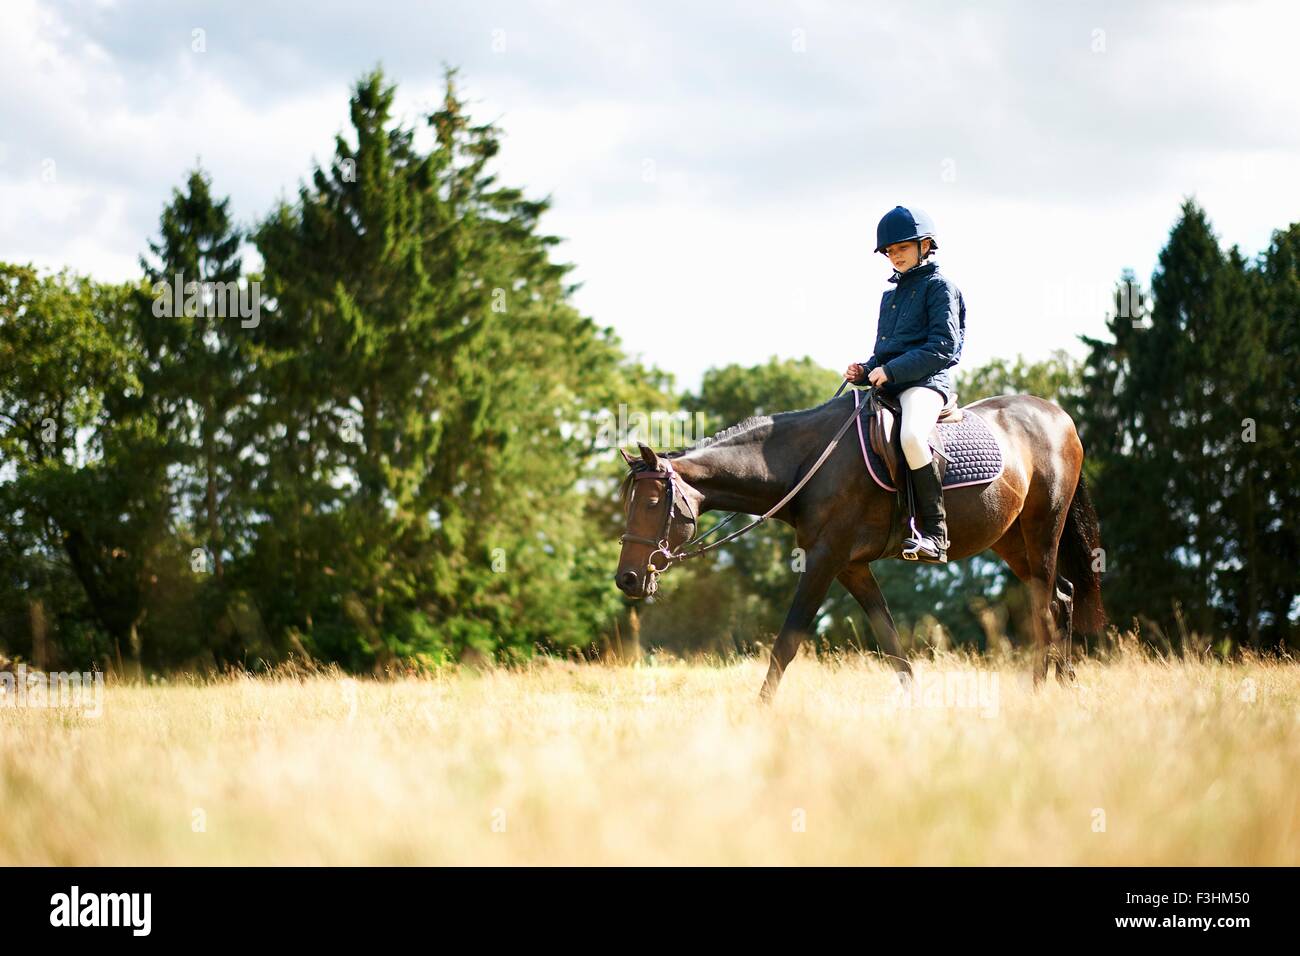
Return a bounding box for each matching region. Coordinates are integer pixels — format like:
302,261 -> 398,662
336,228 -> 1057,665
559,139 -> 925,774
874,205 -> 938,255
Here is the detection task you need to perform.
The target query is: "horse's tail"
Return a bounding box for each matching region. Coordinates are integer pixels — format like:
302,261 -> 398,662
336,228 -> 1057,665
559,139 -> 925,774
1057,471 -> 1107,635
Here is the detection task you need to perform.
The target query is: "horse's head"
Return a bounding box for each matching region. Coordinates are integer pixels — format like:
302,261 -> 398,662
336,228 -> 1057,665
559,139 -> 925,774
614,443 -> 700,599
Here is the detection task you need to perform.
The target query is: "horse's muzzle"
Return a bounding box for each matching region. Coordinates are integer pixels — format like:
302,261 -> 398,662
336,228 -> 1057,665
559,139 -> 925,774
614,568 -> 657,599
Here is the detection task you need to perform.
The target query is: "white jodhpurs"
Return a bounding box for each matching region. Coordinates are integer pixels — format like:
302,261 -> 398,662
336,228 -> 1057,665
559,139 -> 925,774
898,386 -> 946,469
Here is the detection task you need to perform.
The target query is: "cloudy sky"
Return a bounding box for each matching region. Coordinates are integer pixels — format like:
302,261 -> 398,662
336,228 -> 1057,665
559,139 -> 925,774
3,0 -> 1297,391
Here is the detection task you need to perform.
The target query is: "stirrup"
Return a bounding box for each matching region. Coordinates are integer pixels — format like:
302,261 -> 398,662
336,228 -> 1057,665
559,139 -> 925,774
901,513 -> 948,564
901,534 -> 947,564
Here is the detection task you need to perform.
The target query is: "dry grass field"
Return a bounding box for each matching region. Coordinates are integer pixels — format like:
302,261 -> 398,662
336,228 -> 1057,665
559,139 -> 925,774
2,644 -> 1297,866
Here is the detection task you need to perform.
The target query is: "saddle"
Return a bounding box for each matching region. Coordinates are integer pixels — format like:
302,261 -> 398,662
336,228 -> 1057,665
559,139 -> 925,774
866,390 -> 963,488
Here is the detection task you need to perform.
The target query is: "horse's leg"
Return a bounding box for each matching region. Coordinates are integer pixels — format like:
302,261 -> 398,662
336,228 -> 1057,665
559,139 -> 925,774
990,524 -> 1049,684
1054,576 -> 1076,684
1017,483 -> 1072,689
759,545 -> 845,704
837,560 -> 912,686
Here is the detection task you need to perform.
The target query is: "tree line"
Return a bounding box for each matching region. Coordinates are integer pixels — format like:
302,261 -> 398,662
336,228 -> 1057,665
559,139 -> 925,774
1,71 -> 1295,674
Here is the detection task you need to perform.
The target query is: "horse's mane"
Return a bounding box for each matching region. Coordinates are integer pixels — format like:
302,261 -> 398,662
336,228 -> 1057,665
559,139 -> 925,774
617,395 -> 842,505
673,414 -> 773,455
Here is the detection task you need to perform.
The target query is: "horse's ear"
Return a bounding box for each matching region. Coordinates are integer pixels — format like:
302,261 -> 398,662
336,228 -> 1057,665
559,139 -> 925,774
638,442 -> 659,468
619,448 -> 637,465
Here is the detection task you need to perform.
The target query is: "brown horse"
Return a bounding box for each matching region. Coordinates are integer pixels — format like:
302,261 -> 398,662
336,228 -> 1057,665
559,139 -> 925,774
614,390 -> 1105,702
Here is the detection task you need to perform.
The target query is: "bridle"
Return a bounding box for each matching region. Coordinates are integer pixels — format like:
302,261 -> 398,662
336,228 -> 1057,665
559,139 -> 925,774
619,380 -> 876,584
619,457 -> 699,576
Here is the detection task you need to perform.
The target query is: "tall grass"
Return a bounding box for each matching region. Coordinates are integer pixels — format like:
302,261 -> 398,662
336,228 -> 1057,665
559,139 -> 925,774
1,645 -> 1296,865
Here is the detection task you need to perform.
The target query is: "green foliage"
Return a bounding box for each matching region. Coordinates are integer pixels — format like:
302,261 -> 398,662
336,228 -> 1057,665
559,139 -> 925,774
1074,199 -> 1298,650
0,69 -> 665,672
958,349 -> 1082,405
1,79 -> 1294,669
0,265 -> 167,667
238,68 -> 657,668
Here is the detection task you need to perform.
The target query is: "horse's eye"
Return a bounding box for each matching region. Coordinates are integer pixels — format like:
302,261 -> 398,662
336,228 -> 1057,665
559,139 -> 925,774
647,498 -> 660,507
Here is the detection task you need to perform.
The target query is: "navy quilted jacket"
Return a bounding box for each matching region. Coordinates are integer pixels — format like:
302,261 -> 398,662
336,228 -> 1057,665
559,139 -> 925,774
859,259 -> 965,401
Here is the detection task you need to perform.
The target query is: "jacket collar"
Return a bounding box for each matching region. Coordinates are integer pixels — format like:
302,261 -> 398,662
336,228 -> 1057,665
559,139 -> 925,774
888,257 -> 938,285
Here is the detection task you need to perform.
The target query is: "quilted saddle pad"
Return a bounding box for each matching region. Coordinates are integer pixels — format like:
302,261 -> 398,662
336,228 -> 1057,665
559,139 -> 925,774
856,403 -> 1004,493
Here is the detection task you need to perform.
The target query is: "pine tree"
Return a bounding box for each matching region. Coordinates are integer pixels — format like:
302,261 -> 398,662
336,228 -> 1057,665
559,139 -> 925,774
1250,225 -> 1300,647
247,68 -> 641,666
140,168 -> 248,581
1076,200 -> 1296,650
1077,208 -> 1222,642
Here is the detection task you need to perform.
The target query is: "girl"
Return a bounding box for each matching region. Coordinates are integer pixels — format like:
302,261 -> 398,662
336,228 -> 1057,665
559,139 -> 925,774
844,205 -> 966,563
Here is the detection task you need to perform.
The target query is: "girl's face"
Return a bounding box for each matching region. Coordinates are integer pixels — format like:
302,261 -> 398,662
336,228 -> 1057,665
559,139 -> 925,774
883,238 -> 931,273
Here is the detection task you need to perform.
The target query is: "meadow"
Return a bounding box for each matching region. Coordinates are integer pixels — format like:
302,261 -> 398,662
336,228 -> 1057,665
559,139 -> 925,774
2,644 -> 1297,866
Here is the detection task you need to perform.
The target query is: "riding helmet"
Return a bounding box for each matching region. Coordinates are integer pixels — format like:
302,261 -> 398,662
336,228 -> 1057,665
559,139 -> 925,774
875,205 -> 939,254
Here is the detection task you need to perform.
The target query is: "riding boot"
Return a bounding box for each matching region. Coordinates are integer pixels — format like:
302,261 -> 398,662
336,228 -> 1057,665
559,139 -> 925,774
902,458 -> 949,564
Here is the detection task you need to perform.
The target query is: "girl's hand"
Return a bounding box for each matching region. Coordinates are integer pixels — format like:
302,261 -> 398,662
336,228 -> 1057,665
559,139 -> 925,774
844,362 -> 865,382
868,366 -> 890,387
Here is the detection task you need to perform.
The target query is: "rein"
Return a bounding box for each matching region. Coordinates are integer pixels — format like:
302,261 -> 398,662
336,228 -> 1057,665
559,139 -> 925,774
621,380 -> 876,571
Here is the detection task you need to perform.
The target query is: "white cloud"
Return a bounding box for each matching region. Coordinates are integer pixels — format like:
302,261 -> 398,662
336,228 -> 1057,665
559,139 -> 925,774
1,0 -> 1297,392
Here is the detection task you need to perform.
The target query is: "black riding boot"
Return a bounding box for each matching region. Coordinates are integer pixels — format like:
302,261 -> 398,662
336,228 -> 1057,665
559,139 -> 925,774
902,458 -> 949,564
